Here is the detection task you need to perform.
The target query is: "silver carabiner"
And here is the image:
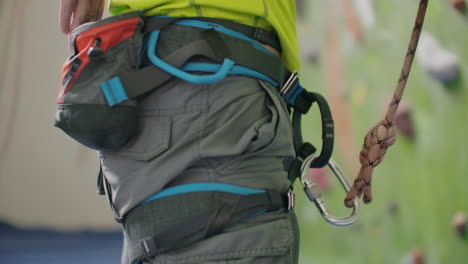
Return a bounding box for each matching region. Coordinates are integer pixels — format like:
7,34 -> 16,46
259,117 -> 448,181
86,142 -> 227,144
300,154 -> 360,226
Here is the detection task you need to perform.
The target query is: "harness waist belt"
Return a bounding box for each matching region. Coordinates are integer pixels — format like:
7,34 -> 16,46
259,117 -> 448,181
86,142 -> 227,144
107,19 -> 292,106
143,16 -> 281,51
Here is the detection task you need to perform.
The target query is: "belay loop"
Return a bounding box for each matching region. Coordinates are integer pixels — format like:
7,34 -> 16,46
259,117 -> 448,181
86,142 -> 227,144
285,72 -> 335,185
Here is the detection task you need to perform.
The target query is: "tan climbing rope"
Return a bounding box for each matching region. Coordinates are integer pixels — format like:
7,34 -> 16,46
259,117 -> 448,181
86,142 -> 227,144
344,0 -> 429,208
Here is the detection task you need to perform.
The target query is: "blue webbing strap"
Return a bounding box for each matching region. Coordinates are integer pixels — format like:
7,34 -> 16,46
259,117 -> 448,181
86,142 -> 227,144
104,18 -> 302,106
180,62 -> 279,87
146,19 -> 283,86
173,19 -> 271,54
284,83 -> 305,106
147,30 -> 236,84
166,20 -> 307,106
100,77 -> 129,107
140,183 -> 266,205
180,62 -> 305,107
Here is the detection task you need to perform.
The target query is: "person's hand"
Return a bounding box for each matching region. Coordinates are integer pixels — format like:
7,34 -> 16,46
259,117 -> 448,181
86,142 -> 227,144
60,0 -> 106,34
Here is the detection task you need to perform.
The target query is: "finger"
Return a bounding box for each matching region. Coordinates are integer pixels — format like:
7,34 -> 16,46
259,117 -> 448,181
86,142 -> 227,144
69,0 -> 88,33
87,0 -> 100,21
59,0 -> 78,34
70,0 -> 99,33
95,0 -> 106,21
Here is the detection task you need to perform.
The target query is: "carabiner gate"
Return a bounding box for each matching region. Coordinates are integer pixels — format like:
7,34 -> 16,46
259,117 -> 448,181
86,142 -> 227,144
300,154 -> 360,226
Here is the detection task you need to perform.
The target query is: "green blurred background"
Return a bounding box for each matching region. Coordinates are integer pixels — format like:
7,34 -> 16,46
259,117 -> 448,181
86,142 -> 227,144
295,0 -> 467,263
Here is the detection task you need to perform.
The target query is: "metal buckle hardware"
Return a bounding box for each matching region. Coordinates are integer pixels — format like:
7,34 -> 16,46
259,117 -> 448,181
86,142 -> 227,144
300,154 -> 360,226
287,189 -> 295,211
280,71 -> 299,96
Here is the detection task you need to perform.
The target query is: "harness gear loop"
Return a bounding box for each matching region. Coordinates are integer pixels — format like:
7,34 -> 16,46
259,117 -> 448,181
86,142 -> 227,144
344,0 -> 429,208
301,154 -> 360,226
286,79 -> 335,184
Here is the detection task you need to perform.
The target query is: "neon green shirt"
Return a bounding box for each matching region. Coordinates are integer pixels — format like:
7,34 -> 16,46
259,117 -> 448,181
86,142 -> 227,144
109,0 -> 299,71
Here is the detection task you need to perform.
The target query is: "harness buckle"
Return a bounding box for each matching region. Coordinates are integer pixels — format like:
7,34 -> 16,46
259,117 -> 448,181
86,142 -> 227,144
280,71 -> 299,97
287,189 -> 295,211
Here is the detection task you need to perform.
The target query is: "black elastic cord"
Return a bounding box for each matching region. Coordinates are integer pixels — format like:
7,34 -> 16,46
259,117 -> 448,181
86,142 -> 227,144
309,92 -> 334,168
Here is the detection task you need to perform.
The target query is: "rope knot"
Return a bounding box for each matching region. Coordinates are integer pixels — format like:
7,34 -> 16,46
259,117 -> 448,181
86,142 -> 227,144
344,120 -> 396,208
343,0 -> 428,209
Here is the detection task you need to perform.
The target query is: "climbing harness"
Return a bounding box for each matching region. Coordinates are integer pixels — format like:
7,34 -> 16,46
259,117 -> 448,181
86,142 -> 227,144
55,11 -> 286,151
56,9 -> 357,232
344,0 -> 429,207
53,2 -> 434,262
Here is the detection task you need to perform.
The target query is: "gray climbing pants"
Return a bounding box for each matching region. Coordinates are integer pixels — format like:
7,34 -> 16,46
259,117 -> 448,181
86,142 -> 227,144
100,74 -> 299,263
137,210 -> 300,264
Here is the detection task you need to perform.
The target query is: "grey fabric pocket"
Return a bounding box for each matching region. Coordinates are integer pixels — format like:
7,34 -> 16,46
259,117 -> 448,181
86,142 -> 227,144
100,114 -> 171,161
212,79 -> 294,175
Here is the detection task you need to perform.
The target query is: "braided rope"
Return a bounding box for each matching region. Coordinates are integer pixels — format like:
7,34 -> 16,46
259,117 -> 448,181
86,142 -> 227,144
344,0 -> 429,208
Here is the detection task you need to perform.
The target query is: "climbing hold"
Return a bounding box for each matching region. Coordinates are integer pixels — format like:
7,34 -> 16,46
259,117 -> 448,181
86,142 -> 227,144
403,248 -> 426,264
295,0 -> 307,20
387,200 -> 399,215
353,0 -> 376,29
393,101 -> 415,140
449,0 -> 466,14
309,168 -> 332,192
452,211 -> 467,240
383,98 -> 414,139
299,40 -> 320,64
416,32 -> 460,85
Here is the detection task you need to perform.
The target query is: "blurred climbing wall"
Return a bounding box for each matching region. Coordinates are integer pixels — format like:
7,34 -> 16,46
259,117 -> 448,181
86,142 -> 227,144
296,0 -> 468,263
